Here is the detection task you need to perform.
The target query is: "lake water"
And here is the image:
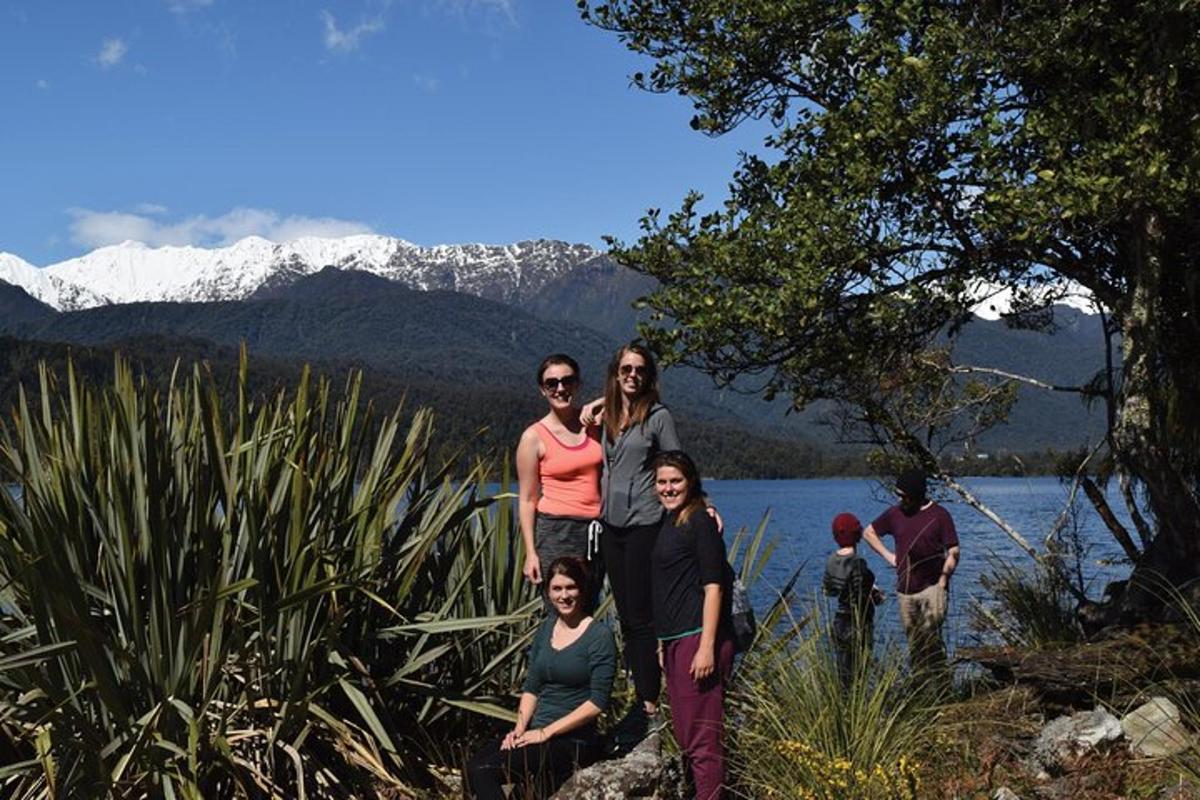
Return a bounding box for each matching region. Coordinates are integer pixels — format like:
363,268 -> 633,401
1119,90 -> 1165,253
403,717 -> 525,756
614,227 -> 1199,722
705,476 -> 1133,654
5,476 -> 1133,653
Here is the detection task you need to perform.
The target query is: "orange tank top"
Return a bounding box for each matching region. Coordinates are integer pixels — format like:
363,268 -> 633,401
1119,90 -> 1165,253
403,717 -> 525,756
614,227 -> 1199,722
535,422 -> 603,518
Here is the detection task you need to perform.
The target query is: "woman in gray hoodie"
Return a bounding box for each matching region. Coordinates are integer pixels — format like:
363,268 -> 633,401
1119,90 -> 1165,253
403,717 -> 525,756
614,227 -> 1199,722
594,343 -> 681,748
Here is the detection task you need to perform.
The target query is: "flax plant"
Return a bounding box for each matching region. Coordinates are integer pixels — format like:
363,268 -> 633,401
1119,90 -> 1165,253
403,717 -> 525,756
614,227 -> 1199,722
0,356 -> 537,798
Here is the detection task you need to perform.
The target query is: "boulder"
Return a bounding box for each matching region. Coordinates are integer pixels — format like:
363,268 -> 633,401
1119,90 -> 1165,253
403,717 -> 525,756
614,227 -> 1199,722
552,734 -> 683,799
1032,707 -> 1123,773
992,787 -> 1021,800
1120,697 -> 1193,757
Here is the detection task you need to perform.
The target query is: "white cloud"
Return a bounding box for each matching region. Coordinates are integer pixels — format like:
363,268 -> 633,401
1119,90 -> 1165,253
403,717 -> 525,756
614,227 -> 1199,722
321,9 -> 386,52
269,215 -> 377,242
69,210 -> 161,246
67,207 -> 374,249
97,38 -> 128,69
166,0 -> 214,13
412,73 -> 441,93
438,0 -> 517,26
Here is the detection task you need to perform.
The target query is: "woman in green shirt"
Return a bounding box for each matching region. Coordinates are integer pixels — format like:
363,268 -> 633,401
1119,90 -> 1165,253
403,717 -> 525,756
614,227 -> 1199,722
465,556 -> 616,799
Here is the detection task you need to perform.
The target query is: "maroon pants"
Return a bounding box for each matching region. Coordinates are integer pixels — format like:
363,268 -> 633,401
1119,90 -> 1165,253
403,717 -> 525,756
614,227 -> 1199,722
662,633 -> 735,800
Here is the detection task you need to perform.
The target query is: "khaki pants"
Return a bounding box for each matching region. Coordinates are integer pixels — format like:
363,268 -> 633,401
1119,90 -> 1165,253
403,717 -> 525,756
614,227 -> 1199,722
897,583 -> 948,675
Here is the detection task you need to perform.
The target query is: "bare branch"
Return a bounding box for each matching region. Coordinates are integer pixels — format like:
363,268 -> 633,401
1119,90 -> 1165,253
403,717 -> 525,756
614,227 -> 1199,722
1081,477 -> 1141,561
931,361 -> 1090,394
938,471 -> 1089,604
1118,471 -> 1154,548
1046,440 -> 1105,548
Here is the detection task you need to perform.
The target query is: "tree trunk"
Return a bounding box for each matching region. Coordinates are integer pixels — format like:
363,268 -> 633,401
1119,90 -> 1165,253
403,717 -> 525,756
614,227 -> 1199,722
1111,209 -> 1200,617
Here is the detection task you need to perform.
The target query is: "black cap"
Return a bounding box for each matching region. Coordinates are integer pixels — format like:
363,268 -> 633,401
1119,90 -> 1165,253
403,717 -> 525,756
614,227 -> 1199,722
895,468 -> 927,501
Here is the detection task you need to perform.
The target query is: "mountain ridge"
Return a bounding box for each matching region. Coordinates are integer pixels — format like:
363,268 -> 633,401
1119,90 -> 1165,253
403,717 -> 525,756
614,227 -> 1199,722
0,265 -> 1111,454
1,235 -> 1098,323
0,236 -> 1113,457
0,236 -> 609,312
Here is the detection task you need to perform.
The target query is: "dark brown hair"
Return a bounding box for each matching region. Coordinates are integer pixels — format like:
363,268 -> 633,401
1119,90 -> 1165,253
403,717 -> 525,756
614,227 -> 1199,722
603,343 -> 661,443
650,450 -> 706,525
537,353 -> 580,385
544,556 -> 594,615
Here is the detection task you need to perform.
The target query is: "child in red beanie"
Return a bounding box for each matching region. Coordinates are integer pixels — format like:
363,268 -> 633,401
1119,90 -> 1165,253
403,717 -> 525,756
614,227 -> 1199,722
822,512 -> 884,689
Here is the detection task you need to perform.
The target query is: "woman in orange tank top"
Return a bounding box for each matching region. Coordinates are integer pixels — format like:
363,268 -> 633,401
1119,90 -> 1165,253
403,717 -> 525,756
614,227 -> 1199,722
516,354 -> 604,605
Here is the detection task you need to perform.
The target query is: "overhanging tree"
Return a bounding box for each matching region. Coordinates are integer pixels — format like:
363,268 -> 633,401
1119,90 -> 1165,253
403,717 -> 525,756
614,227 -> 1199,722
581,0 -> 1200,603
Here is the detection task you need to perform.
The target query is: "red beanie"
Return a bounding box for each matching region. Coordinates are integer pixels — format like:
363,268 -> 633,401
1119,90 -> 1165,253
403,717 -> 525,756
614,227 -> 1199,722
832,512 -> 863,547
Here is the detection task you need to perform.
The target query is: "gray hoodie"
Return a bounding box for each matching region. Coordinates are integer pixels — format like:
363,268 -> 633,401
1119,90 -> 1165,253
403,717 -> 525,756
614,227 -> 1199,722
601,403 -> 681,528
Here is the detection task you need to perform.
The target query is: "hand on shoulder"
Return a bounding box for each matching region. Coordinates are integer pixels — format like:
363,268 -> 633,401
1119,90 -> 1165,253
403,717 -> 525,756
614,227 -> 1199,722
580,399 -> 604,427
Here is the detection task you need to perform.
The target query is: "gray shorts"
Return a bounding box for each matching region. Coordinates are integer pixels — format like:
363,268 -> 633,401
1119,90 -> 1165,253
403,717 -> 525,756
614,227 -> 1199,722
535,513 -> 604,607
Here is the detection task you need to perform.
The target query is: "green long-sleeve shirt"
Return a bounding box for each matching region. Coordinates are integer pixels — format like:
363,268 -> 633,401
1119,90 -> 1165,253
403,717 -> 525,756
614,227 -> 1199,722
521,617 -> 616,730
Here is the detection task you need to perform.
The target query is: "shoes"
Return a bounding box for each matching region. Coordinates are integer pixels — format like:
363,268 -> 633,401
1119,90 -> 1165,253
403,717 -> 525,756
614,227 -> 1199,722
609,704 -> 664,756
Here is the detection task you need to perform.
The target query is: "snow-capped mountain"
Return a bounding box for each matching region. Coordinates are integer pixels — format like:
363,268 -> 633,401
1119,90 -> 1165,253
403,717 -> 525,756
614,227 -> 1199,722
0,252 -> 109,310
0,236 -> 606,311
1,235 -> 1099,325
967,279 -> 1099,320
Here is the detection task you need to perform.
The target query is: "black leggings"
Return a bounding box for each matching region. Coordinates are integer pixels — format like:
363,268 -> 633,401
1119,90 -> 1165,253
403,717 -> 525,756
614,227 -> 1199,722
602,521 -> 661,705
464,734 -> 601,799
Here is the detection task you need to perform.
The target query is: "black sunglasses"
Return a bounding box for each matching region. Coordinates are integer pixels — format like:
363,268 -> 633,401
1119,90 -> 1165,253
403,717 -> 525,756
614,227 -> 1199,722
619,364 -> 649,377
542,375 -> 579,391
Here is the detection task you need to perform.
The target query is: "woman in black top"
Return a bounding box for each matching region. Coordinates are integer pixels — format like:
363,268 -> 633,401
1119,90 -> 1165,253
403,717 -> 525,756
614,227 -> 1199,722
580,344 -> 723,750
464,557 -> 616,799
650,451 -> 734,800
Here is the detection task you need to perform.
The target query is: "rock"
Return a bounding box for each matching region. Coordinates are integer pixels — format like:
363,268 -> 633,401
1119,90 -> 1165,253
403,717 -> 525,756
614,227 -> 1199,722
1121,697 -> 1193,757
992,787 -> 1022,800
1032,707 -> 1123,773
653,755 -> 690,800
552,734 -> 678,799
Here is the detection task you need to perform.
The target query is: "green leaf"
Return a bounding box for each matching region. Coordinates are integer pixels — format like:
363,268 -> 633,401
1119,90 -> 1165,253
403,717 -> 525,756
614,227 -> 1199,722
339,678 -> 398,756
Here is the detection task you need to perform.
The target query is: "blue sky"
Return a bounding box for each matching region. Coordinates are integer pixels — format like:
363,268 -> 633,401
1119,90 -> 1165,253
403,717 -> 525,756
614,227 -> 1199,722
1,0 -> 766,265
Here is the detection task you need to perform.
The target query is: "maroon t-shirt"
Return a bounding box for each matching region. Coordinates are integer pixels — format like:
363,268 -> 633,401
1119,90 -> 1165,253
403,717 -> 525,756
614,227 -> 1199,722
871,503 -> 959,595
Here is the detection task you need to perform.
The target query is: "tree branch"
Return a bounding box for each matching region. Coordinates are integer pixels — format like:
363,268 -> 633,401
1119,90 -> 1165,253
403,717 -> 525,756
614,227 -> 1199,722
1046,440 -> 1104,548
938,471 -> 1090,604
930,362 -> 1090,394
1081,477 -> 1141,562
1118,470 -> 1154,548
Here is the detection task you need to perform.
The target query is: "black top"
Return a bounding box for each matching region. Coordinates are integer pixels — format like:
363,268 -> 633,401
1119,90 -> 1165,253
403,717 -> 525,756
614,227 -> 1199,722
521,616 -> 616,730
652,508 -> 727,641
823,551 -> 876,625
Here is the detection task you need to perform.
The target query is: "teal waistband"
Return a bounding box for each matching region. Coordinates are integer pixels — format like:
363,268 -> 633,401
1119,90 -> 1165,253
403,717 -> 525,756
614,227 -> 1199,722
658,627 -> 702,642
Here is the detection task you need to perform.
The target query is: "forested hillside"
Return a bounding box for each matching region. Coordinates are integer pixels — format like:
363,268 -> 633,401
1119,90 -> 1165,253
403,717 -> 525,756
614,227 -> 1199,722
0,264 -> 1112,471
0,336 -> 849,478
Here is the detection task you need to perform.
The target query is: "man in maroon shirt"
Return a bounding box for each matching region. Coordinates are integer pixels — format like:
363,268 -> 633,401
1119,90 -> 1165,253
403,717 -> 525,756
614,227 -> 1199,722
862,469 -> 960,675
